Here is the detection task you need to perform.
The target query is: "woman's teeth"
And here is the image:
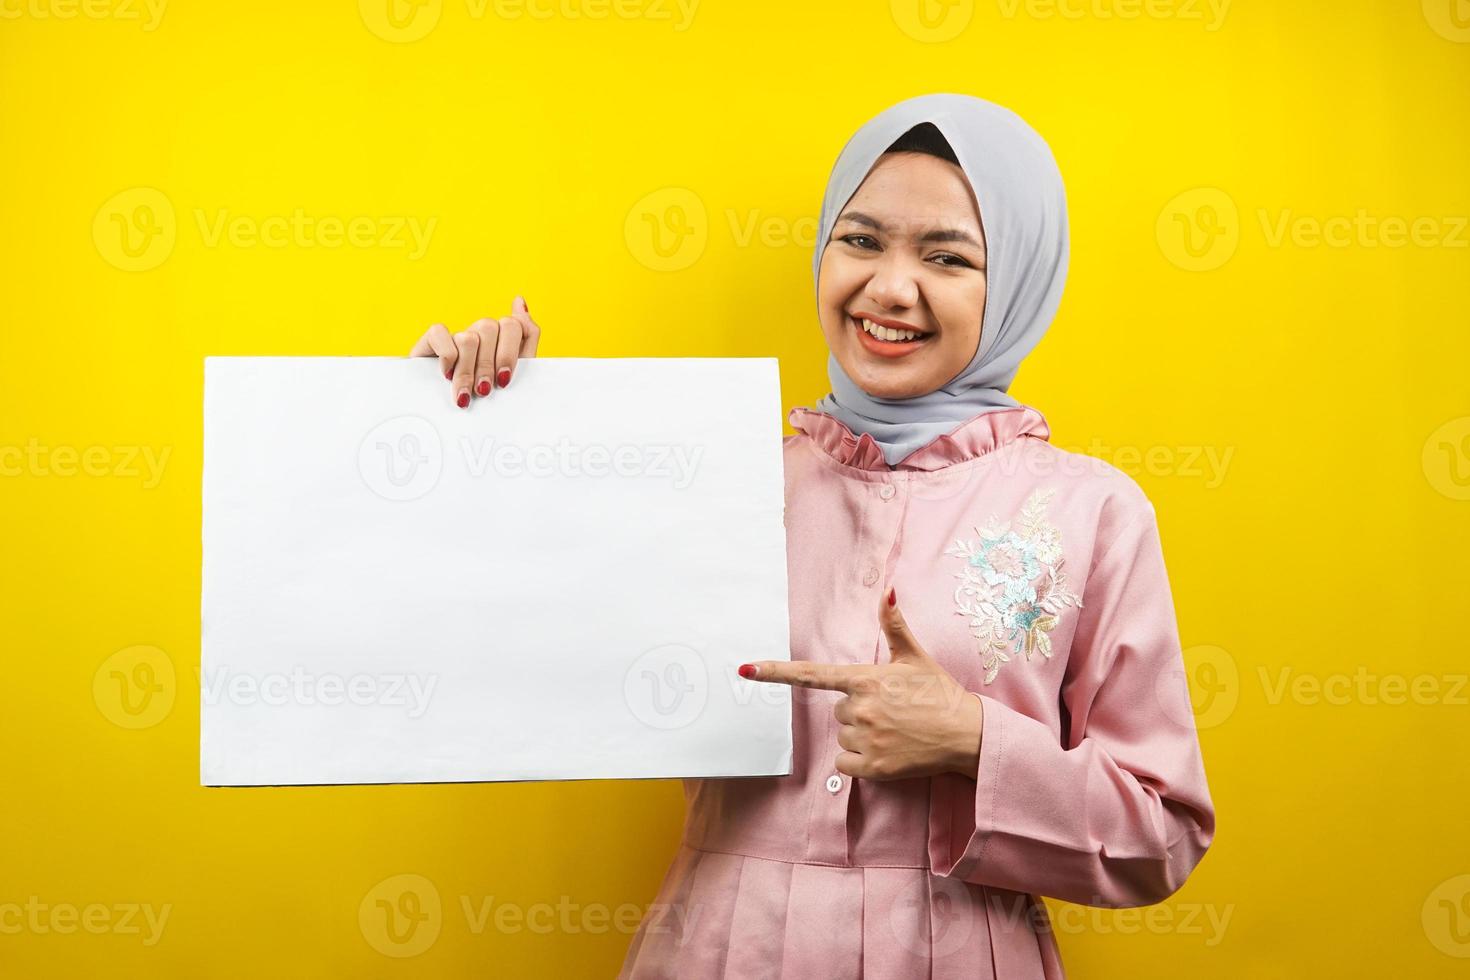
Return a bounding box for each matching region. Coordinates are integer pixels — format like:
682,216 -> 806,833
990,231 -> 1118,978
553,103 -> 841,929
858,318 -> 923,343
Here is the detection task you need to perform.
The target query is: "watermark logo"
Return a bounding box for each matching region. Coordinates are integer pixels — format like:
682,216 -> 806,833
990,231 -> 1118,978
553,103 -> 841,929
887,874 -> 975,957
890,0 -> 974,42
1423,874 -> 1470,957
93,645 -> 176,729
1422,416 -> 1470,501
360,874 -> 442,957
93,187 -> 176,272
94,188 -> 437,270
624,643 -> 708,729
1156,644 -> 1238,731
359,0 -> 443,41
358,420 -> 706,500
625,187 -> 707,272
359,416 -> 444,502
1157,187 -> 1239,271
1422,0 -> 1470,42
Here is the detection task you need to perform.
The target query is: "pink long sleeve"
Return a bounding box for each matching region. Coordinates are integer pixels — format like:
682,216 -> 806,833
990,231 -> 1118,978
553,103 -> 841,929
928,506 -> 1217,909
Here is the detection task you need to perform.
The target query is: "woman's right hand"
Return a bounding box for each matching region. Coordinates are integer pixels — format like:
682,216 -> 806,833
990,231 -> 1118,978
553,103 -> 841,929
408,295 -> 541,408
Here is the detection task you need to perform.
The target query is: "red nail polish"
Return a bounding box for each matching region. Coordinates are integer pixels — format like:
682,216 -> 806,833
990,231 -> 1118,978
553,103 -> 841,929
738,664 -> 757,679
497,368 -> 511,388
888,587 -> 897,607
456,392 -> 470,408
445,368 -> 453,380
477,379 -> 490,396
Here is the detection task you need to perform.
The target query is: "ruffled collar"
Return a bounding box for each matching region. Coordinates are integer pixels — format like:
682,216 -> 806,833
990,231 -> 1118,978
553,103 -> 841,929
788,404 -> 1051,472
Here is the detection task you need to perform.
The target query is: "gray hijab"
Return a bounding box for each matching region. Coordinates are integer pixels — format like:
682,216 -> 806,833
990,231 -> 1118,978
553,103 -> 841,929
812,93 -> 1069,467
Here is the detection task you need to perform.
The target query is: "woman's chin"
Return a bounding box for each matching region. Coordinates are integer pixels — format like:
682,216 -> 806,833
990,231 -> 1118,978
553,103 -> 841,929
844,361 -> 935,400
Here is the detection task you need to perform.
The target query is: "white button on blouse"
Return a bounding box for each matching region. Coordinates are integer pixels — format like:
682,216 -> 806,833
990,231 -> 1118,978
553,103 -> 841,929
826,773 -> 843,793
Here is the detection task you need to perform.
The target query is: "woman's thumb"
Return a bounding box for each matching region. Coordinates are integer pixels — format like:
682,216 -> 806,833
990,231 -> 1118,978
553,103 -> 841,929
880,588 -> 927,663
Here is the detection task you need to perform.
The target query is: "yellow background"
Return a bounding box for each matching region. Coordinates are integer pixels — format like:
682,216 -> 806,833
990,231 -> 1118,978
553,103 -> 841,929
3,0 -> 1468,975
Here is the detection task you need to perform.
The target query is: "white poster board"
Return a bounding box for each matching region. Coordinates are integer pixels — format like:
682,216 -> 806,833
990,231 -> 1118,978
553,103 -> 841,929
201,357 -> 791,786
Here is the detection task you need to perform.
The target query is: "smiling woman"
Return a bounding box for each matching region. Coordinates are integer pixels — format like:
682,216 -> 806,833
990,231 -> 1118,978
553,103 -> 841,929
818,121 -> 990,398
608,94 -> 1215,980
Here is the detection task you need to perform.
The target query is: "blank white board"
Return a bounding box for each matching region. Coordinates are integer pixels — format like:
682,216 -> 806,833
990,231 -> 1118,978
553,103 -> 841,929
201,357 -> 792,786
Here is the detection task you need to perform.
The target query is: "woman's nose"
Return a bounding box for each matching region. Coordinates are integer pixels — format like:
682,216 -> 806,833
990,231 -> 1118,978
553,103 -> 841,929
863,255 -> 920,311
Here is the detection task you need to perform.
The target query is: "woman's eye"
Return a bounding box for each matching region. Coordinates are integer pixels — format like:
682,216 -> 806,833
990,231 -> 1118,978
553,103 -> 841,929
841,234 -> 879,250
930,253 -> 973,268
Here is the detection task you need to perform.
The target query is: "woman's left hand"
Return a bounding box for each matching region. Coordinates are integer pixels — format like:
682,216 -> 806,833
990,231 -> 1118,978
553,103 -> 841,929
741,588 -> 984,782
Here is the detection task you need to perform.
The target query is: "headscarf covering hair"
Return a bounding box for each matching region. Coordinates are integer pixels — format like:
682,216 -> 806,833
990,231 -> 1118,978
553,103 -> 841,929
812,93 -> 1069,467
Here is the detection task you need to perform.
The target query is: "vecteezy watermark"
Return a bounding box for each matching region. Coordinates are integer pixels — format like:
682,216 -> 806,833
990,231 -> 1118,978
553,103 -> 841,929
92,187 -> 436,272
461,437 -> 703,488
1048,439 -> 1235,489
1153,643 -> 1470,731
627,190 -> 999,271
357,0 -> 698,43
93,645 -> 176,729
0,898 -> 172,945
1257,209 -> 1470,250
1422,0 -> 1470,43
1423,874 -> 1470,958
625,187 -> 708,272
0,0 -> 167,30
890,0 -> 1230,42
995,0 -> 1230,30
0,439 -> 171,488
358,873 -> 701,958
1035,897 -> 1233,945
889,0 -> 974,42
1156,188 -> 1240,272
358,415 -> 707,502
1422,415 -> 1470,501
359,416 -> 443,502
888,875 -> 976,957
624,644 -> 710,730
1156,644 -> 1238,731
1158,187 -> 1470,271
1258,666 -> 1470,707
360,874 -> 442,958
460,894 -> 697,939
885,883 -> 1232,956
199,666 -> 439,718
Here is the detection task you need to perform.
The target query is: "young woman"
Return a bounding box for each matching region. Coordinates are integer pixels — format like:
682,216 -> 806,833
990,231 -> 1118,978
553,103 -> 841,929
409,93 -> 1216,979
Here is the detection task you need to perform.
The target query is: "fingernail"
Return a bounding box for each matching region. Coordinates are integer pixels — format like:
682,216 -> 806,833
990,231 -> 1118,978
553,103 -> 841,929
888,587 -> 897,607
477,379 -> 490,397
738,664 -> 758,679
497,368 -> 511,388
456,391 -> 470,409
445,368 -> 453,380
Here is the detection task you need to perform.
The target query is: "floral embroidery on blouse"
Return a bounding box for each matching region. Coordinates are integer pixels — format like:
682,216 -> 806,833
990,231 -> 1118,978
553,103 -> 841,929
944,487 -> 1084,684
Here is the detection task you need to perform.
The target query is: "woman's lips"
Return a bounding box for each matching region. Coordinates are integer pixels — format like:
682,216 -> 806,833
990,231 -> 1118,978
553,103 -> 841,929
851,315 -> 930,358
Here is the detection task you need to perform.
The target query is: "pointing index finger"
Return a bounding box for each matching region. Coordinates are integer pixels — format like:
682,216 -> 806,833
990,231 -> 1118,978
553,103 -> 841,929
740,660 -> 865,693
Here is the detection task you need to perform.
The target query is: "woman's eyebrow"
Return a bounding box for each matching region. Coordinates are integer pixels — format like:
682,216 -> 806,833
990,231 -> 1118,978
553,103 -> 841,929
837,210 -> 984,250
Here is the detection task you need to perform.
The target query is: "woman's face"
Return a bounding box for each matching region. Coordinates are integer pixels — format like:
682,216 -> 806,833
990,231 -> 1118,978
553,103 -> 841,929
817,151 -> 988,399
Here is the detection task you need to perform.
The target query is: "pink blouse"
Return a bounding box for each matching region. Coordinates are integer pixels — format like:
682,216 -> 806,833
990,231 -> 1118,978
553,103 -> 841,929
619,404 -> 1216,979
